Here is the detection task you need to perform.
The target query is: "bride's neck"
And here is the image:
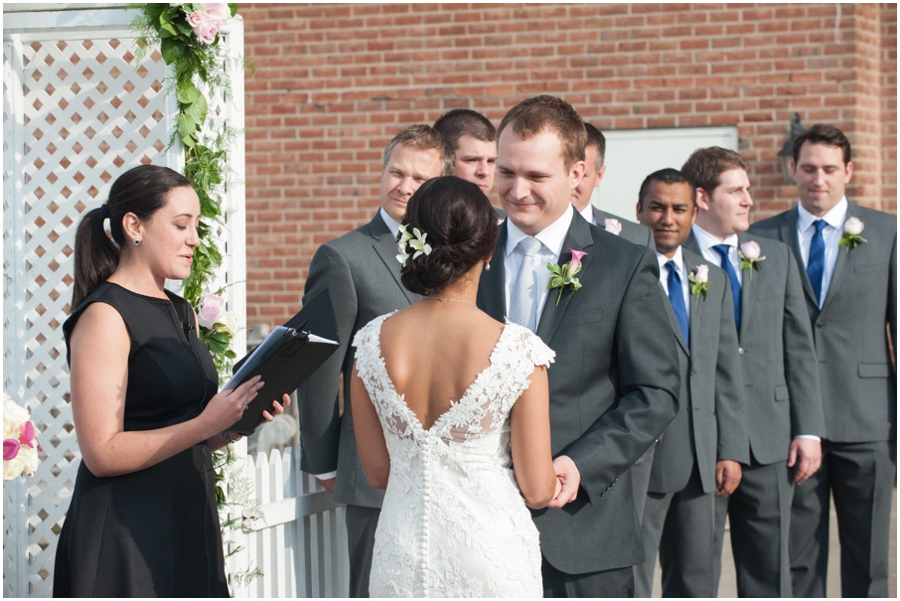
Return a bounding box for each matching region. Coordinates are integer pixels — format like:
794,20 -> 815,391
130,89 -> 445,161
431,264 -> 482,303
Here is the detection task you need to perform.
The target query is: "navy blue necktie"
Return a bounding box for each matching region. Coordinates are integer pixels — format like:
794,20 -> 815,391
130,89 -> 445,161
807,220 -> 827,305
713,244 -> 741,330
666,260 -> 689,345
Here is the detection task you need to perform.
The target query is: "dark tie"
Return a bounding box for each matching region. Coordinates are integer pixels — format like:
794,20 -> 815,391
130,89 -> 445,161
807,220 -> 827,305
666,260 -> 689,345
713,244 -> 741,330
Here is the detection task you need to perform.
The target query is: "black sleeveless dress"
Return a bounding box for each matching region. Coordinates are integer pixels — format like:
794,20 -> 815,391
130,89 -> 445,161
53,282 -> 229,597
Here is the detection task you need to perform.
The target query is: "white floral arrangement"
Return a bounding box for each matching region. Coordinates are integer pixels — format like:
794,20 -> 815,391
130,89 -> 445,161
3,392 -> 41,480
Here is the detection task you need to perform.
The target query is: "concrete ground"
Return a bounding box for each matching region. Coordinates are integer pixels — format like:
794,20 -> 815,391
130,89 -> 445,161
650,487 -> 897,597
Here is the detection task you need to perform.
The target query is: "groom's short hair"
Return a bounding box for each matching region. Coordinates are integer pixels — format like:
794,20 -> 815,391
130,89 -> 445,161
382,124 -> 454,175
681,147 -> 750,195
497,95 -> 586,170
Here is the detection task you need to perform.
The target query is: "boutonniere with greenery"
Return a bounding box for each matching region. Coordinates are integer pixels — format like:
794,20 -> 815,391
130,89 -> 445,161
688,264 -> 710,304
838,217 -> 867,253
738,241 -> 766,281
547,248 -> 586,306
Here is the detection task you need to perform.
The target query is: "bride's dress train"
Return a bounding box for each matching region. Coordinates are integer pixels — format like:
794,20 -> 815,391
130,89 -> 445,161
352,313 -> 554,597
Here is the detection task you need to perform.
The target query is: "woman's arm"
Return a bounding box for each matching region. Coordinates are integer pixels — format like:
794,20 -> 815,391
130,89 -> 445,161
349,362 -> 390,489
510,364 -> 559,509
69,302 -> 264,477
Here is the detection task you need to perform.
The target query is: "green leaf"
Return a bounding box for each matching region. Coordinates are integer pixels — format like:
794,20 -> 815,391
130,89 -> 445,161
185,92 -> 208,128
177,112 -> 197,139
160,37 -> 185,65
174,19 -> 193,38
176,79 -> 202,104
229,3 -> 239,17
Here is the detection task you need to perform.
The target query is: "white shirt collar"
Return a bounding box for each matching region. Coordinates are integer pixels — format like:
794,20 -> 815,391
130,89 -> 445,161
506,205 -> 575,259
577,202 -> 596,226
656,245 -> 684,276
797,196 -> 848,233
692,224 -> 739,251
379,207 -> 400,239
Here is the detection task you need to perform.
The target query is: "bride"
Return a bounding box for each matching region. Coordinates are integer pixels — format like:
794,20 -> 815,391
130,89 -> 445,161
350,176 -> 560,597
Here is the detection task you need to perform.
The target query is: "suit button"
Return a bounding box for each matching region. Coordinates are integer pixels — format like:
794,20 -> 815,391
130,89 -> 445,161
738,347 -> 745,355
816,322 -> 824,328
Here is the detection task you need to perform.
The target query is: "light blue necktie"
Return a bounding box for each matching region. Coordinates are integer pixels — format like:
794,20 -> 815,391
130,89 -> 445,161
713,244 -> 741,331
807,220 -> 827,306
666,260 -> 689,345
508,236 -> 542,332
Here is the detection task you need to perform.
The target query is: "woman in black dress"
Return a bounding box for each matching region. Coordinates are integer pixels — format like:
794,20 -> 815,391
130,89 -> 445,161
53,165 -> 289,597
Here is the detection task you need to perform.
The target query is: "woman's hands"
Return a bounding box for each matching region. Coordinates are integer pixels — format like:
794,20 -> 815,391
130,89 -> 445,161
261,393 -> 290,423
200,375 -> 265,437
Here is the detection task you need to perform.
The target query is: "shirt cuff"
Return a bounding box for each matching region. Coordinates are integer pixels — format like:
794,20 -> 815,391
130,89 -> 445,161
313,470 -> 337,480
794,435 -> 821,442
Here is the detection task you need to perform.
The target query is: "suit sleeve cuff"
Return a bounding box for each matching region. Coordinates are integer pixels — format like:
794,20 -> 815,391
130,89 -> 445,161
313,470 -> 337,480
794,434 -> 821,442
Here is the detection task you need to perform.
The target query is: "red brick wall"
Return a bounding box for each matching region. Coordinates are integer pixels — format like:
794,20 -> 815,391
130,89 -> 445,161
241,3 -> 897,326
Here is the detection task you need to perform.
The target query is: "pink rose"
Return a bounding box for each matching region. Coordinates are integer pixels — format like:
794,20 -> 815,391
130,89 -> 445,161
186,10 -> 204,27
843,217 -> 864,236
3,438 -> 19,461
693,264 -> 709,284
187,10 -> 226,44
198,293 -> 225,329
740,241 -> 761,261
201,3 -> 230,20
604,218 -> 622,236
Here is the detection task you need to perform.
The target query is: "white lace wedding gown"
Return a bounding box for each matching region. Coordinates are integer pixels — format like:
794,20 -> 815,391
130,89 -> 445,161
352,313 -> 555,598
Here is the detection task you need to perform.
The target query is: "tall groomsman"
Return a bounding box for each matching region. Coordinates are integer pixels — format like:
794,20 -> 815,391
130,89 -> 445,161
633,168 -> 748,598
297,125 -> 448,597
681,147 -> 826,597
750,124 -> 897,598
433,108 -> 498,195
571,122 -> 655,248
478,95 -> 679,597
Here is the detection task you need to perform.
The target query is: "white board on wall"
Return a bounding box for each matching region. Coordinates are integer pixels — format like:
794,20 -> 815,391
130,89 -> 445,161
592,126 -> 738,223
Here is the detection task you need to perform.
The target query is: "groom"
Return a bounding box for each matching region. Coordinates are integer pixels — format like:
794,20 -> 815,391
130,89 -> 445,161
477,95 -> 680,597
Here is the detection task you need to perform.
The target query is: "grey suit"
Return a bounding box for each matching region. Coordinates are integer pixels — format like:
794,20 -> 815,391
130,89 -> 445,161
634,249 -> 748,598
593,208 -> 656,249
478,211 -> 679,596
750,201 -> 897,597
684,231 -> 825,597
297,212 -> 416,597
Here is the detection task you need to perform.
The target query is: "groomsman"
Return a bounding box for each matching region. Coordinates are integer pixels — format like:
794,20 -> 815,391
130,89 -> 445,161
681,147 -> 826,597
633,168 -> 748,597
433,108 -> 498,195
478,95 -> 679,597
297,125 -> 448,597
571,122 -> 655,248
750,124 -> 897,597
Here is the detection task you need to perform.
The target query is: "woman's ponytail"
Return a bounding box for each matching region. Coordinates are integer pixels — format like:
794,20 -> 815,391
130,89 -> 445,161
71,207 -> 119,309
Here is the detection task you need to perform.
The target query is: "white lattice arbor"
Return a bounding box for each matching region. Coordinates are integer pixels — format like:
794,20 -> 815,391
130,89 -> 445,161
3,6 -> 246,597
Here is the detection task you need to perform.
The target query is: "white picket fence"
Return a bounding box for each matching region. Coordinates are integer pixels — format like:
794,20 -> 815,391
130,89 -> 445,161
226,447 -> 350,598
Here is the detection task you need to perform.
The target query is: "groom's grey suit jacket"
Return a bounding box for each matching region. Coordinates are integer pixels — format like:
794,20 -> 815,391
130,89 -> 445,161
683,232 -> 826,463
477,211 -> 680,574
749,201 -> 897,443
297,212 -> 417,508
649,250 -> 748,495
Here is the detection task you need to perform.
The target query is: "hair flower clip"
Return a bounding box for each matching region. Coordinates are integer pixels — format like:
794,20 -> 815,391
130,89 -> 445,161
395,223 -> 432,265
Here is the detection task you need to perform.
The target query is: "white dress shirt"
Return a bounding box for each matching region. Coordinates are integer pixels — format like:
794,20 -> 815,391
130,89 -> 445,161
504,205 -> 575,317
577,202 -> 597,226
656,246 -> 690,322
692,224 -> 742,286
797,197 -> 848,308
380,207 -> 400,239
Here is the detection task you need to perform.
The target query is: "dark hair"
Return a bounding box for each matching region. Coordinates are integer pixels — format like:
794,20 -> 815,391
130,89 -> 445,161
433,108 -> 497,152
71,165 -> 191,309
681,147 -> 750,195
638,168 -> 697,207
792,123 -> 851,166
498,95 -> 586,171
584,122 -> 606,169
382,123 -> 455,176
399,176 -> 498,297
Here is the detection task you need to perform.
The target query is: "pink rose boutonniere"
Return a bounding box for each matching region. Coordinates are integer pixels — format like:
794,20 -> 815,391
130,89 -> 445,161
738,241 -> 766,281
604,218 -> 622,236
838,217 -> 867,253
688,264 -> 710,304
547,249 -> 587,306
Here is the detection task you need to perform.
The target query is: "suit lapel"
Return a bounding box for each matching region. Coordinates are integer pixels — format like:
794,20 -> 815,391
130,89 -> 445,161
370,214 -> 419,305
736,232 -> 755,338
780,207 -> 818,304
535,213 -> 594,342
478,222 -> 508,322
683,231 -> 703,256
820,200 -> 858,309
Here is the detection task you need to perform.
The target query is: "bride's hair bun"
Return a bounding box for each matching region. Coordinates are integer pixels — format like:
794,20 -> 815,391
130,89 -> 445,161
399,176 -> 499,297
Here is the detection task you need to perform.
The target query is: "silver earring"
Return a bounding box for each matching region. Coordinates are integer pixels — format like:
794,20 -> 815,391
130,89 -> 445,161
133,238 -> 141,246
484,261 -> 491,272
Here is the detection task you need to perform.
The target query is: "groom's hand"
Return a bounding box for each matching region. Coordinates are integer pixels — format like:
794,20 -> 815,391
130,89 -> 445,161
316,477 -> 335,494
547,455 -> 580,508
